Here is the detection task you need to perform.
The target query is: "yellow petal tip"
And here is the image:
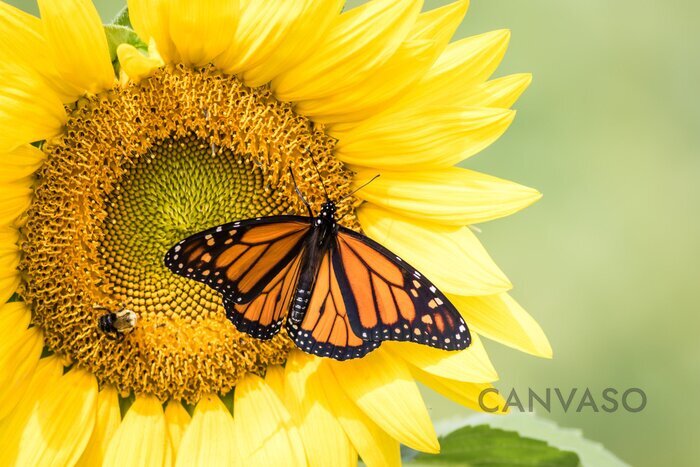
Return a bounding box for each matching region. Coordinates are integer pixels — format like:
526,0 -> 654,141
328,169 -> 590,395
492,28 -> 512,42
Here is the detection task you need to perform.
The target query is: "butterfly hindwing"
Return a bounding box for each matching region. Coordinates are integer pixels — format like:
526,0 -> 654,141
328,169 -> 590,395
286,243 -> 380,360
223,252 -> 303,340
164,216 -> 310,304
335,227 -> 471,351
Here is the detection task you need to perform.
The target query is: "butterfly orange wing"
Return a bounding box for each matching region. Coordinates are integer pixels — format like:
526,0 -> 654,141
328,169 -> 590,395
223,252 -> 303,339
165,216 -> 312,339
334,227 -> 471,351
286,245 -> 380,360
165,216 -> 310,305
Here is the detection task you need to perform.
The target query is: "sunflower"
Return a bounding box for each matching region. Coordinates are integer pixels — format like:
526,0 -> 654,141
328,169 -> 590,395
0,0 -> 551,465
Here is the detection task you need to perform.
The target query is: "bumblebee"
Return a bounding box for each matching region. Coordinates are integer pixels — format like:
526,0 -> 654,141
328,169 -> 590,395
96,306 -> 138,341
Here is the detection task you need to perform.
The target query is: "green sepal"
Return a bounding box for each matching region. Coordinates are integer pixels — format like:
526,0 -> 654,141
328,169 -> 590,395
111,6 -> 132,28
104,24 -> 147,62
104,24 -> 147,75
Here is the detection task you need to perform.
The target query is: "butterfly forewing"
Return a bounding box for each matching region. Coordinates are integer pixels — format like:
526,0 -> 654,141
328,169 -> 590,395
335,227 -> 471,351
164,216 -> 310,304
286,244 -> 380,360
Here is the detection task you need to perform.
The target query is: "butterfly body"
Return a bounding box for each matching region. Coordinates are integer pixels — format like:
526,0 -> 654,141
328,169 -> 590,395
165,200 -> 471,360
289,201 -> 337,325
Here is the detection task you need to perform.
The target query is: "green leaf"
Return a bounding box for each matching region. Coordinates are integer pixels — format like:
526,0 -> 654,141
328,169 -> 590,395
408,425 -> 580,467
455,414 -> 629,467
111,5 -> 132,28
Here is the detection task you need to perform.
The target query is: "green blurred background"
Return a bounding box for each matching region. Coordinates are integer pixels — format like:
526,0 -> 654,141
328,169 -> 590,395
8,0 -> 698,465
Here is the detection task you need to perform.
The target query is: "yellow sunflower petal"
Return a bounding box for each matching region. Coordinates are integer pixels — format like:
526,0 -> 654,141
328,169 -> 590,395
0,227 -> 20,304
264,365 -> 307,463
0,226 -> 18,245
460,73 -> 533,108
333,105 -> 514,169
412,0 -> 469,44
285,351 -> 357,466
0,302 -> 44,421
0,68 -> 66,152
76,385 -> 121,467
117,44 -> 163,83
167,0 -> 239,67
397,29 -> 512,110
0,356 -> 64,465
451,293 -> 552,358
0,3 -> 81,103
128,0 -> 178,62
104,395 -> 172,467
37,0 -> 114,94
0,327 -> 43,420
273,0 -> 422,102
329,349 -> 439,454
234,374 -> 306,466
294,40 -> 435,124
0,182 -> 32,228
317,362 -> 401,467
0,3 -> 41,60
0,277 -> 19,307
354,167 -> 541,226
384,333 -> 497,384
0,144 -> 45,183
117,43 -> 164,83
165,400 -> 191,459
412,367 -> 507,413
219,0 -> 332,76
0,300 -> 30,327
357,204 -> 511,296
14,367 -> 98,466
175,394 -> 235,467
297,0 -> 470,125
242,0 -> 344,87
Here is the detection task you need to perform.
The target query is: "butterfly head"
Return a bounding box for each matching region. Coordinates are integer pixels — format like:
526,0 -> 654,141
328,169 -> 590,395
318,200 -> 337,223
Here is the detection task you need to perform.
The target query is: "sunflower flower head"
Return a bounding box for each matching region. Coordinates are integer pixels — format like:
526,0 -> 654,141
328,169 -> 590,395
0,0 -> 550,465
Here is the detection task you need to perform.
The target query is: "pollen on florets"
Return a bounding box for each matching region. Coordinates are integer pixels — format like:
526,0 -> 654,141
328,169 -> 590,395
19,65 -> 358,402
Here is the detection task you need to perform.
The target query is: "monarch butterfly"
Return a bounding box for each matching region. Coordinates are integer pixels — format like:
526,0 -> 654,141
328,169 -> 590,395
164,175 -> 471,360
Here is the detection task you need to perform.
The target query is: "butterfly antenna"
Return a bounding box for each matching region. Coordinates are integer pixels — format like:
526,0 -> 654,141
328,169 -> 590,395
346,174 -> 381,199
288,167 -> 314,217
307,150 -> 330,201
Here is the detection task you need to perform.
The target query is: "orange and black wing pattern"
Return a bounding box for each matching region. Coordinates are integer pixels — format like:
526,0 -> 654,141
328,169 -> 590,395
286,245 -> 380,360
223,253 -> 303,340
164,216 -> 310,305
335,227 -> 471,351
